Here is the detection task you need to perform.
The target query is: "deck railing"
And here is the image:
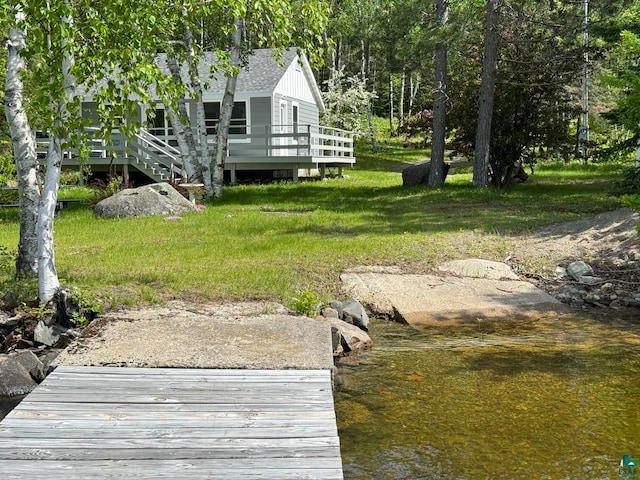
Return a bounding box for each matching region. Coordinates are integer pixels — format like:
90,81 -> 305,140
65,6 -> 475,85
35,124 -> 354,180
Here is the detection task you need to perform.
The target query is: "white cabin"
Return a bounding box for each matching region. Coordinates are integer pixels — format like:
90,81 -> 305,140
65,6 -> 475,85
58,49 -> 354,184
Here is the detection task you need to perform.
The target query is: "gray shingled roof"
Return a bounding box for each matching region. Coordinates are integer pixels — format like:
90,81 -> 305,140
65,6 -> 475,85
156,48 -> 299,94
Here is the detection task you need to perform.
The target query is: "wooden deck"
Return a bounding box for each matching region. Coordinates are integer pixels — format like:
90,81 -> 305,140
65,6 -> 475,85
0,366 -> 343,479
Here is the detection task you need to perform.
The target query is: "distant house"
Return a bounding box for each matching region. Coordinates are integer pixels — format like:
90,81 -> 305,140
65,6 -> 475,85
49,48 -> 355,184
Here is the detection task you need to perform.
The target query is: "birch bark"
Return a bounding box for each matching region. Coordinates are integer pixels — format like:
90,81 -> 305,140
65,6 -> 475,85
165,55 -> 198,180
4,6 -> 39,277
212,18 -> 244,198
38,9 -> 76,303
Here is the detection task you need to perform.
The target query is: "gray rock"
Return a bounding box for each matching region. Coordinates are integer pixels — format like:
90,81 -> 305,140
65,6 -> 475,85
322,307 -> 340,319
567,261 -> 594,282
12,351 -> 46,381
578,275 -> 603,286
0,356 -> 38,396
34,321 -> 67,347
402,162 -> 450,187
94,183 -> 196,219
0,313 -> 19,329
328,319 -> 372,356
438,259 -> 519,280
554,266 -> 569,279
341,298 -> 370,331
329,301 -> 344,319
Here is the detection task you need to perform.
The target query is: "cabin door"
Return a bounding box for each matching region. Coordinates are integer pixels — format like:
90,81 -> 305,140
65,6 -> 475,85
277,100 -> 289,156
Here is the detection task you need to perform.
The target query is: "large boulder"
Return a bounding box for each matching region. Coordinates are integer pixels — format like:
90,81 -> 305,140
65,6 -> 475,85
402,162 -> 450,187
94,183 -> 196,219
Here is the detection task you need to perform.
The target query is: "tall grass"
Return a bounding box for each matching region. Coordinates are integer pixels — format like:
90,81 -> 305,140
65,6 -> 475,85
0,150 -> 628,308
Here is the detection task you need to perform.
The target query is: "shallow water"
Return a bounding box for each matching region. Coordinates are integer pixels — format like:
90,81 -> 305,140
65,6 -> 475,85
335,316 -> 640,479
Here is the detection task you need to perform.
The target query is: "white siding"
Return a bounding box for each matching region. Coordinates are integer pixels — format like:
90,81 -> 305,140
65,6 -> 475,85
273,58 -> 316,104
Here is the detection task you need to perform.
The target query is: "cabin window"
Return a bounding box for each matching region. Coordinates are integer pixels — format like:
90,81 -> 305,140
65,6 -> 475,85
148,107 -> 173,137
292,104 -> 299,134
204,101 -> 247,135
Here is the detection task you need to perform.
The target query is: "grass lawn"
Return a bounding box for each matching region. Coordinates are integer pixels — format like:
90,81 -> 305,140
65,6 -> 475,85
0,149 -> 629,310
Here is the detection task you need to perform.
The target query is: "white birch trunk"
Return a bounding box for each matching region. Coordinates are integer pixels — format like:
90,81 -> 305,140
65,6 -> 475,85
212,18 -> 244,198
389,75 -> 394,134
38,10 -> 76,303
38,139 -> 61,303
399,69 -> 406,128
408,73 -> 420,118
165,54 -> 198,180
182,12 -> 212,195
5,5 -> 40,277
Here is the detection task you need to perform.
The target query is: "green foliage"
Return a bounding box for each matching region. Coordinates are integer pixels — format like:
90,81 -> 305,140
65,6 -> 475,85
0,140 -> 15,185
448,0 -> 585,187
398,110 -> 433,146
0,245 -> 15,274
68,288 -> 103,326
621,194 -> 640,211
91,175 -> 123,200
290,288 -> 321,317
618,166 -> 640,194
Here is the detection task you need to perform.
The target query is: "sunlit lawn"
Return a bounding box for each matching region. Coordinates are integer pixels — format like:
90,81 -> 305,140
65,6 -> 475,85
0,151 -> 627,308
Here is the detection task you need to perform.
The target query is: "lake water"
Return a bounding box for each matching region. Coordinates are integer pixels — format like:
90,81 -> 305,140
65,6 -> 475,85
335,315 -> 640,479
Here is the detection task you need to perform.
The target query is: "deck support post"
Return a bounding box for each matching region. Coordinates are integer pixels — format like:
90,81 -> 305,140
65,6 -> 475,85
320,164 -> 326,179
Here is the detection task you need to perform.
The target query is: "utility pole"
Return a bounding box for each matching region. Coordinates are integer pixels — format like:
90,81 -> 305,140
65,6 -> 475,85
578,0 -> 589,162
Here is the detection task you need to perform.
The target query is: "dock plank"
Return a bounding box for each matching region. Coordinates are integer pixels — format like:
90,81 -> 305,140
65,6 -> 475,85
0,366 -> 343,479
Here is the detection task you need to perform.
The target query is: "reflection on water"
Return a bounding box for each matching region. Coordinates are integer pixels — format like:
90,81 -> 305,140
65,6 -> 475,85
335,316 -> 640,479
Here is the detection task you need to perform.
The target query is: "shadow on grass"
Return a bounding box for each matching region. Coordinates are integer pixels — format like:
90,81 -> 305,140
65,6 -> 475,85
219,172 -> 621,237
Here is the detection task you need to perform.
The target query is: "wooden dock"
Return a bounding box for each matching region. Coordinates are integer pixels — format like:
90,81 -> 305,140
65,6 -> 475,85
0,365 -> 343,479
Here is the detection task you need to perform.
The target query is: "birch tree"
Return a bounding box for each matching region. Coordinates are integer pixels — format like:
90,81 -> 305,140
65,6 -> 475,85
4,4 -> 39,278
6,0 -> 173,303
212,17 -> 244,198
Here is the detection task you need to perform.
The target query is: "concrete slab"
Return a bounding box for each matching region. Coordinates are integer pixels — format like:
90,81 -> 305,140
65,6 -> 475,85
341,272 -> 564,326
54,301 -> 334,370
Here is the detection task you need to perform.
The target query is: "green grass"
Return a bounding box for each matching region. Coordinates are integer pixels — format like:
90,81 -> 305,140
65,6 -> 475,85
0,149 -> 631,309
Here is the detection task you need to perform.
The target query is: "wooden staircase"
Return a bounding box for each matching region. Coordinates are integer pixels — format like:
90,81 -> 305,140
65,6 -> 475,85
128,129 -> 183,182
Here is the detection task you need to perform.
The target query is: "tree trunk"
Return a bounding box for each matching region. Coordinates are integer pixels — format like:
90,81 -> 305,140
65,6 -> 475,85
211,18 -> 244,198
5,6 -> 39,277
39,8 -> 75,303
38,139 -> 62,303
358,38 -> 376,152
428,0 -> 449,188
389,75 -> 394,135
181,7 -> 211,190
472,0 -> 501,188
399,68 -> 406,128
165,55 -> 198,181
408,73 -> 420,118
